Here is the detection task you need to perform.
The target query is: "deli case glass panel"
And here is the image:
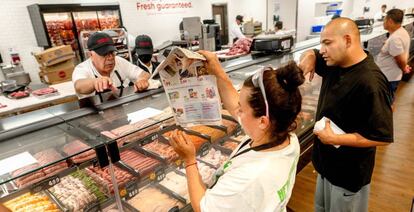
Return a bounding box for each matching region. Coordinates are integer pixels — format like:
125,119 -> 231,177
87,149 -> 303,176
0,52 -> 323,211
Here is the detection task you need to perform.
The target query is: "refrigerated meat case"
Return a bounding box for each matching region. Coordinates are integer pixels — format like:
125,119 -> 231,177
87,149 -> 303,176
0,51 -> 321,211
27,3 -> 123,63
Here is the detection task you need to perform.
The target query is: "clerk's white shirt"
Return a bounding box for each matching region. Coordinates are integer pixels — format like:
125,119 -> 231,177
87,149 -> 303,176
200,133 -> 300,212
230,22 -> 246,42
72,56 -> 144,99
138,59 -> 153,75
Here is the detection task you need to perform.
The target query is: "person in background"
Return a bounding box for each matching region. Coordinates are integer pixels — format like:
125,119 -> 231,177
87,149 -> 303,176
134,35 -> 160,79
169,50 -> 304,211
274,21 -> 283,34
72,32 -> 150,99
376,9 -> 411,104
230,15 -> 246,43
374,4 -> 387,21
273,21 -> 286,35
300,17 -> 393,212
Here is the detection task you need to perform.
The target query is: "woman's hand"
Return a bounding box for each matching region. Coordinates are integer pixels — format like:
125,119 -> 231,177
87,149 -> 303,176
198,50 -> 226,78
169,130 -> 197,163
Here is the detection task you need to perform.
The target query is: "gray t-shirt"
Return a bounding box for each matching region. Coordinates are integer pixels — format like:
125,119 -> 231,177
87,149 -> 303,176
376,27 -> 410,82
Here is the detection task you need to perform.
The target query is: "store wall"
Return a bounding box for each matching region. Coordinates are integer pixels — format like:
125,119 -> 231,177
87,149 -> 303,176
352,0 -> 414,18
296,0 -> 355,42
267,0 -> 298,32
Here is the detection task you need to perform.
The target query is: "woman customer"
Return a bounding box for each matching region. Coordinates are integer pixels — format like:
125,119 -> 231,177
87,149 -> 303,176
169,50 -> 305,212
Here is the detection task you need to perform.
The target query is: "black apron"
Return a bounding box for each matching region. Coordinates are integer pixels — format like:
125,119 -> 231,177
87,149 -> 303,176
137,61 -> 160,80
94,70 -> 124,103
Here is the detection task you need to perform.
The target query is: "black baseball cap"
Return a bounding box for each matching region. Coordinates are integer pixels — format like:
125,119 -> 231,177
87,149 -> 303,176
236,15 -> 244,23
135,35 -> 154,55
87,32 -> 117,56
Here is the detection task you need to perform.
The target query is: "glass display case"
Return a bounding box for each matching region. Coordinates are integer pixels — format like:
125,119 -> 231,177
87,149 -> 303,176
0,49 -> 321,211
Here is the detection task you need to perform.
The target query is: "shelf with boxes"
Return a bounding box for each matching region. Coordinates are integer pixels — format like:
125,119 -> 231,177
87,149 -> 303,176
34,45 -> 76,85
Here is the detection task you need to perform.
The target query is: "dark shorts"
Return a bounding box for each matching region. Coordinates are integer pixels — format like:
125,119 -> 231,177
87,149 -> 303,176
389,81 -> 400,103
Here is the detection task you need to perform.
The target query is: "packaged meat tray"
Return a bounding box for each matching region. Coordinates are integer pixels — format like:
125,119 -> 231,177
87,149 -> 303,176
7,91 -> 30,99
63,140 -> 96,164
85,165 -> 136,194
70,170 -> 107,203
120,149 -> 161,177
219,139 -> 240,151
32,87 -> 59,99
127,184 -> 185,211
102,119 -> 161,147
178,161 -> 216,187
3,192 -> 60,212
142,140 -> 180,164
198,148 -> 229,168
187,125 -> 226,143
11,149 -> 68,188
49,175 -> 98,212
34,149 -> 68,178
159,171 -> 189,201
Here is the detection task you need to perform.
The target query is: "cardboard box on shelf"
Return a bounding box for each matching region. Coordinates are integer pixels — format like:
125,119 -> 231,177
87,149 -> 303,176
34,45 -> 75,67
39,59 -> 74,84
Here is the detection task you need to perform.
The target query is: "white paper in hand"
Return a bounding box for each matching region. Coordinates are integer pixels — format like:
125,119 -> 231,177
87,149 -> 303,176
147,79 -> 162,90
314,117 -> 344,148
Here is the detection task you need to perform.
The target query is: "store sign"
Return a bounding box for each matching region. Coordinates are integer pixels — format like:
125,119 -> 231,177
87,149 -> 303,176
136,0 -> 194,15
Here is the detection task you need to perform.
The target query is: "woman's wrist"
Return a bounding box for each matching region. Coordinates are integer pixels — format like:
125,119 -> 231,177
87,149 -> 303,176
184,157 -> 197,165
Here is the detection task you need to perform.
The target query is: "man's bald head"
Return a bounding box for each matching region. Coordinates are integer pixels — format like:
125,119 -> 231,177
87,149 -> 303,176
319,17 -> 366,67
324,17 -> 361,42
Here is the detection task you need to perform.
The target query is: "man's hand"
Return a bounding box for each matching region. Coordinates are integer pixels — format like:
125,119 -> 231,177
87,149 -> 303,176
134,79 -> 149,92
404,65 -> 412,74
299,50 -> 316,81
314,118 -> 337,145
94,77 -> 115,93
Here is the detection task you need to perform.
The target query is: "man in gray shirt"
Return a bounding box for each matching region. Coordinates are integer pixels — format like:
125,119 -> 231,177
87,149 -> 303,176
376,9 -> 411,102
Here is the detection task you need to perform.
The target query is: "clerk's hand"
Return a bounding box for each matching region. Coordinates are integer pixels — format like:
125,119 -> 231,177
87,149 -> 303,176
314,119 -> 336,145
134,79 -> 149,92
299,50 -> 316,81
94,77 -> 116,93
198,50 -> 226,78
169,129 -> 196,163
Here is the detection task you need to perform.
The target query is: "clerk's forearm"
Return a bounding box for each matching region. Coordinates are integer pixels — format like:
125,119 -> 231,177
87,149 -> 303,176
74,79 -> 95,94
333,133 -> 390,147
185,159 -> 206,212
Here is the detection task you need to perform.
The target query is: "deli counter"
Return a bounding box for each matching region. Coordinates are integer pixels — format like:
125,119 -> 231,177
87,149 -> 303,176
1,17 -> 413,211
0,54 -> 320,211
